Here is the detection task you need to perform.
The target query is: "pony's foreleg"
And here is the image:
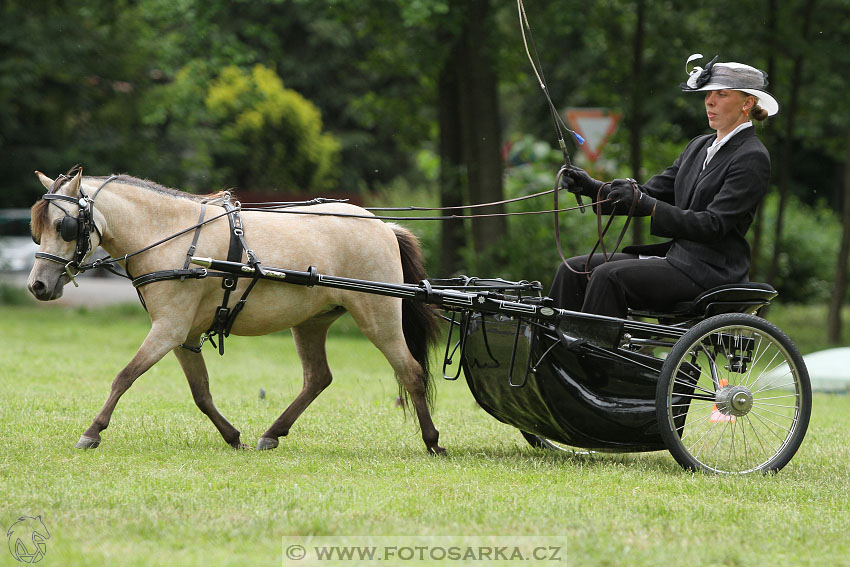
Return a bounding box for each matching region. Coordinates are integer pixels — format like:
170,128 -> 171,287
76,323 -> 185,449
257,316 -> 338,450
172,343 -> 246,449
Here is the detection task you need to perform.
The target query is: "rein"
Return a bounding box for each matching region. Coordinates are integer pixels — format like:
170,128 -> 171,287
37,174 -> 630,290
240,199 -> 603,221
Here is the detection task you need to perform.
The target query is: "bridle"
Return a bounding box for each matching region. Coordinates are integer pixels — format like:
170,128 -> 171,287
33,174 -> 117,287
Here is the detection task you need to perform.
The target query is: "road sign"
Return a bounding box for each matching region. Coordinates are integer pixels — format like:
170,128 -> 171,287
564,108 -> 621,163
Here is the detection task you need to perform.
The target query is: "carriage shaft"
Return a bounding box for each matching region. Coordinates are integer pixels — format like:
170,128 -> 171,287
189,256 -> 686,340
191,257 -> 556,319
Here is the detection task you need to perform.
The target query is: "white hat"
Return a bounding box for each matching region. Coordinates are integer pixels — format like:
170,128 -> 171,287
681,54 -> 779,116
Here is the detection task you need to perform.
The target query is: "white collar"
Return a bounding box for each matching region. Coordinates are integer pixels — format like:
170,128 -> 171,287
711,121 -> 753,148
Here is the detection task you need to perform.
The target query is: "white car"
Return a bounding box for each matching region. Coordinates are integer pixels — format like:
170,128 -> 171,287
0,209 -> 37,273
0,236 -> 38,272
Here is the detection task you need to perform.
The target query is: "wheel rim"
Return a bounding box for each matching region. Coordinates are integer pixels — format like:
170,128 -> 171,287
664,323 -> 806,474
520,432 -> 594,455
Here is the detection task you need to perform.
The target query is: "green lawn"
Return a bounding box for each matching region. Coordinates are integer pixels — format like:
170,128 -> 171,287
1,302 -> 849,566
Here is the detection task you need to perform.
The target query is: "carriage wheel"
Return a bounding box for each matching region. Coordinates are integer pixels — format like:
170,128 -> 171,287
656,313 -> 811,474
519,431 -> 593,455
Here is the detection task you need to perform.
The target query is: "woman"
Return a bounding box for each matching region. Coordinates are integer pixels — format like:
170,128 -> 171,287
550,54 -> 778,319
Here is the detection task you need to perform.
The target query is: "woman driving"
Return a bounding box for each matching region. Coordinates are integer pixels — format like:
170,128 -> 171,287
550,54 -> 779,319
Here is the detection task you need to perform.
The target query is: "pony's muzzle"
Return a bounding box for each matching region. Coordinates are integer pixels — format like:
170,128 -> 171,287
27,272 -> 67,301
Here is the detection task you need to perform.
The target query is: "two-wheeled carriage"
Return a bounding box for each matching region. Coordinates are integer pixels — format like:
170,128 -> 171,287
190,258 -> 811,475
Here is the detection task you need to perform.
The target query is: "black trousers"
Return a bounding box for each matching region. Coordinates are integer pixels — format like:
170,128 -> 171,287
549,253 -> 706,318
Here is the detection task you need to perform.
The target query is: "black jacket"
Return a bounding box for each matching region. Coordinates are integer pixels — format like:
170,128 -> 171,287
624,127 -> 770,289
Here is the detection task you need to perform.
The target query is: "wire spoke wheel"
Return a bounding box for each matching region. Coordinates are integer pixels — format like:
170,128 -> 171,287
656,314 -> 811,474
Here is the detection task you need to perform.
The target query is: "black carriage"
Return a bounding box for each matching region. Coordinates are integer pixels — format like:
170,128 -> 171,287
442,277 -> 810,474
192,258 -> 811,475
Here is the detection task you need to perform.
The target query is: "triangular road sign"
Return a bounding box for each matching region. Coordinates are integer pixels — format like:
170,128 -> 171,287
565,108 -> 621,163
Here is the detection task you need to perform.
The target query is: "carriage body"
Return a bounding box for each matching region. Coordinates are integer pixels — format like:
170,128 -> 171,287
450,280 -> 811,473
462,313 -> 668,452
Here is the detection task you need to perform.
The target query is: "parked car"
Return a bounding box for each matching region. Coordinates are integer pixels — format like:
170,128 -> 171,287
0,209 -> 37,273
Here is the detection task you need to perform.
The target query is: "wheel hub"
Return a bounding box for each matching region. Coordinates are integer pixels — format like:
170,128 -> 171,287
715,385 -> 754,417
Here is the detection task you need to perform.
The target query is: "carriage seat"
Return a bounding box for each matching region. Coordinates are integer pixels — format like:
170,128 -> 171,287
630,282 -> 777,322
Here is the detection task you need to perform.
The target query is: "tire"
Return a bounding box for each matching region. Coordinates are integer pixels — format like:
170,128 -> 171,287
520,431 -> 593,455
656,313 -> 811,474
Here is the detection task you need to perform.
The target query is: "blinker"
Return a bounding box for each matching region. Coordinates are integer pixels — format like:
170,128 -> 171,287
60,215 -> 79,242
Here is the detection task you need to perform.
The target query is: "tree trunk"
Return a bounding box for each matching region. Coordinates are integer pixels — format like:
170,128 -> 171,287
629,0 -> 646,245
767,0 -> 816,284
826,134 -> 850,344
456,0 -> 506,263
438,39 -> 467,276
749,0 -> 779,280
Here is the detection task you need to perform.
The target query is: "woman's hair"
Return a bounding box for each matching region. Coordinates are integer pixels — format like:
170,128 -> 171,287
749,97 -> 769,121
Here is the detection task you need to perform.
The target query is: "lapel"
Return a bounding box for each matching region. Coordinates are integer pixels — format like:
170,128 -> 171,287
679,135 -> 713,208
684,127 -> 755,208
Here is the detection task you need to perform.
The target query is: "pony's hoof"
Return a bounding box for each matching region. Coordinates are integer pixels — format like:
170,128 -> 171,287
256,437 -> 279,451
75,436 -> 100,449
428,445 -> 447,456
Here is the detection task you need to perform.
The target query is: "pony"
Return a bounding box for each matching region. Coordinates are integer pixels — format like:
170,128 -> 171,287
27,168 -> 444,454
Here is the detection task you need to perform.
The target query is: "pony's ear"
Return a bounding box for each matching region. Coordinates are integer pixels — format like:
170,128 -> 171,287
67,168 -> 83,196
35,171 -> 54,191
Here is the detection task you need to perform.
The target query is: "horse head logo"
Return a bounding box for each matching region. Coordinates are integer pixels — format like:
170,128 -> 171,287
6,516 -> 50,563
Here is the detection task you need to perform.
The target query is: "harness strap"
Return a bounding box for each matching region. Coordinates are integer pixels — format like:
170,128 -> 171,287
181,204 -> 207,282
225,202 -> 244,264
133,268 -> 209,288
198,198 -> 263,356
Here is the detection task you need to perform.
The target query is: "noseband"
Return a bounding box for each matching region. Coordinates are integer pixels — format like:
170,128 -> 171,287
34,175 -> 117,286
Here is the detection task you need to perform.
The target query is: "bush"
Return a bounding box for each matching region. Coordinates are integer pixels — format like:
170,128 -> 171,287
143,62 -> 340,192
0,282 -> 30,305
755,192 -> 842,303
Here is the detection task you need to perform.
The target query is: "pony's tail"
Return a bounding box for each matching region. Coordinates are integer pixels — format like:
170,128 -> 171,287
392,225 -> 441,408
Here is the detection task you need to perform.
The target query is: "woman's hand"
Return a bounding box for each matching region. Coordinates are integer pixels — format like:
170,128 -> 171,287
559,166 -> 604,197
606,179 -> 657,217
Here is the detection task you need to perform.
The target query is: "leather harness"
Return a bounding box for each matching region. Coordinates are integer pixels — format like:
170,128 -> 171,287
130,197 -> 263,355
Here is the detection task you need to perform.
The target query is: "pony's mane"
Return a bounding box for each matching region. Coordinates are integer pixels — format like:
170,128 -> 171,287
30,172 -> 232,242
93,174 -> 231,203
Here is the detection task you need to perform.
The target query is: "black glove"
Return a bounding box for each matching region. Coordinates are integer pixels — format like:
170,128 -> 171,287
606,179 -> 657,216
559,166 -> 604,198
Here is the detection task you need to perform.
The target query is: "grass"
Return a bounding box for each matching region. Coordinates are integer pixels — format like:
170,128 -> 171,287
1,301 -> 849,566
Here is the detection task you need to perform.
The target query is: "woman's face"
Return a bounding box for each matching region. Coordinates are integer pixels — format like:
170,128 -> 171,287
704,89 -> 752,136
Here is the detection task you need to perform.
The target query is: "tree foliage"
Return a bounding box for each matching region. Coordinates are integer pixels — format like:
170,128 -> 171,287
2,0 -> 850,308
143,62 -> 339,191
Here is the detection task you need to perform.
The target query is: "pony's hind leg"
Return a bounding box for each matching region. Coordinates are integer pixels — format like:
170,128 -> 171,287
348,299 -> 444,455
257,310 -> 342,450
173,342 -> 246,449
389,352 -> 445,455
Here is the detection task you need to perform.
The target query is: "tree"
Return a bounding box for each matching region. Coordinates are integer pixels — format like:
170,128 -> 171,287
448,0 -> 506,264
828,136 -> 850,343
767,0 -> 818,285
